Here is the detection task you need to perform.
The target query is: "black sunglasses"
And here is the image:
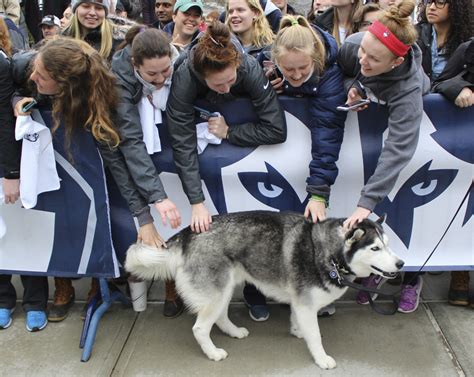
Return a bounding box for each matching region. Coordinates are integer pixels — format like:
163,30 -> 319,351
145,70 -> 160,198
423,0 -> 450,9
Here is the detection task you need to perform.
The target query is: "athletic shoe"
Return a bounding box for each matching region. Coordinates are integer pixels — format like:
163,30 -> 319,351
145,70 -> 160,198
0,308 -> 15,329
398,277 -> 423,313
25,311 -> 48,332
317,303 -> 336,317
356,274 -> 387,305
248,304 -> 270,322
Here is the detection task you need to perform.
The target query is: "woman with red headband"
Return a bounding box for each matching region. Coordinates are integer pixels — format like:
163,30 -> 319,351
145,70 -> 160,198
337,0 -> 430,314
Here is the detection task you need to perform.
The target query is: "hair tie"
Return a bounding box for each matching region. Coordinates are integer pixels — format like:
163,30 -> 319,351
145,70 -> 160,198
291,19 -> 299,26
139,27 -> 146,33
209,35 -> 224,48
367,20 -> 410,57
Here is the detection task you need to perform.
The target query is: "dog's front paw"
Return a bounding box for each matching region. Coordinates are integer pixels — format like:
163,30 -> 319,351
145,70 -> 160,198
290,325 -> 303,339
315,354 -> 337,370
206,348 -> 228,361
231,327 -> 249,339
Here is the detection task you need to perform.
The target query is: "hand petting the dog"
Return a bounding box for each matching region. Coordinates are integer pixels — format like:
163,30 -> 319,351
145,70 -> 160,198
343,207 -> 372,229
304,200 -> 326,223
154,198 -> 181,229
137,223 -> 167,249
191,202 -> 212,233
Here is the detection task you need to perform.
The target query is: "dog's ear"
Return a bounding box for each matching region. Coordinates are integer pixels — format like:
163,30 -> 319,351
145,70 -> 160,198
375,214 -> 386,225
345,228 -> 365,246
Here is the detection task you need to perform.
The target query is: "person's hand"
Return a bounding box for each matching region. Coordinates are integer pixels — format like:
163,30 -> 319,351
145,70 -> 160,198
137,223 -> 167,248
454,87 -> 474,108
208,115 -> 229,139
304,200 -> 326,223
346,88 -> 368,112
14,97 -> 35,117
2,179 -> 20,204
343,207 -> 371,230
269,75 -> 284,93
154,198 -> 181,229
262,60 -> 284,93
190,202 -> 212,233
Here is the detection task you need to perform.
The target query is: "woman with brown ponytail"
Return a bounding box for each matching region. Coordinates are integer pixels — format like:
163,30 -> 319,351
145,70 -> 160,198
166,22 -> 286,235
337,0 -> 430,313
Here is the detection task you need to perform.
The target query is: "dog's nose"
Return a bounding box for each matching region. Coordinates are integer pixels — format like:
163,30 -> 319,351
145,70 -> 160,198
396,260 -> 405,270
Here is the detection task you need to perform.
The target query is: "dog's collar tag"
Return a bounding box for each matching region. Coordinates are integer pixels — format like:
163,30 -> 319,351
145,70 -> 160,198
329,260 -> 343,285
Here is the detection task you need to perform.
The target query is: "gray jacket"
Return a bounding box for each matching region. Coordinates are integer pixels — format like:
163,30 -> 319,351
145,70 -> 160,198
166,44 -> 287,205
111,44 -> 179,205
337,32 -> 431,211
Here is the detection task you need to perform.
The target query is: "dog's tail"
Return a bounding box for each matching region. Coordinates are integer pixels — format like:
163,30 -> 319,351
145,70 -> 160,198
124,243 -> 180,281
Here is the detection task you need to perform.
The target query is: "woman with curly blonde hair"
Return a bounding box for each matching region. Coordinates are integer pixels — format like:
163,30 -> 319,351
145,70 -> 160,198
226,0 -> 274,57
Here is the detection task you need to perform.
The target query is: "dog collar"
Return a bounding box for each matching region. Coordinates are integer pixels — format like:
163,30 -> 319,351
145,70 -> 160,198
329,259 -> 351,285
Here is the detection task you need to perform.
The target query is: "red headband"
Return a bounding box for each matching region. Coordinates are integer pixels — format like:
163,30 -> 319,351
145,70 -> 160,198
367,20 -> 410,57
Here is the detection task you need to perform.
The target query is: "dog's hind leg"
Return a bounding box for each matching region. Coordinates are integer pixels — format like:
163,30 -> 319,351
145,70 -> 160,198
215,286 -> 249,339
292,303 -> 337,370
192,298 -> 230,361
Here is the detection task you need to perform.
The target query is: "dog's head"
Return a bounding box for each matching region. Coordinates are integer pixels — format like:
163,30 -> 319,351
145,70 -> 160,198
344,216 -> 404,279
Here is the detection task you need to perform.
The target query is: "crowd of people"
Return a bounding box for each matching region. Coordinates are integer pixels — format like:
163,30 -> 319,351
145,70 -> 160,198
0,0 -> 472,332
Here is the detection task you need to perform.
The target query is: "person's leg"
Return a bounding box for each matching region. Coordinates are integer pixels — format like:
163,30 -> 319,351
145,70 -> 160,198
243,283 -> 269,321
0,274 -> 17,329
448,271 -> 470,306
21,275 -> 48,332
398,272 -> 423,313
48,277 -> 75,322
163,280 -> 184,318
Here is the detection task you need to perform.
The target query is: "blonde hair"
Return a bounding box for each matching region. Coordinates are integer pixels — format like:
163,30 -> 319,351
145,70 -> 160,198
378,0 -> 418,46
0,18 -> 12,56
226,0 -> 274,49
38,37 -> 120,148
272,15 -> 326,75
332,0 -> 362,45
66,14 -> 114,60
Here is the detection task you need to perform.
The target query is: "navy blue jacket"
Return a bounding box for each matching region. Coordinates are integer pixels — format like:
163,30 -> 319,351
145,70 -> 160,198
261,26 -> 346,202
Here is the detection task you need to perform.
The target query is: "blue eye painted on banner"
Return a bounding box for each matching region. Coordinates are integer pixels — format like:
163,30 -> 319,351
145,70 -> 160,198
373,161 -> 458,247
238,162 -> 307,213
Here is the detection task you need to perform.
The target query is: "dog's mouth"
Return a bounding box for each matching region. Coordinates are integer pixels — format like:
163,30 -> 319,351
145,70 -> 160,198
370,265 -> 398,279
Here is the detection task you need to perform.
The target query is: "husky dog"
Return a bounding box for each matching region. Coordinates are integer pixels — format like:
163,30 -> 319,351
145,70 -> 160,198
125,211 -> 404,369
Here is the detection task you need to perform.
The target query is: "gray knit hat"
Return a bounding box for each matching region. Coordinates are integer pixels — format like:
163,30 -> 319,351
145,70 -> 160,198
71,0 -> 110,15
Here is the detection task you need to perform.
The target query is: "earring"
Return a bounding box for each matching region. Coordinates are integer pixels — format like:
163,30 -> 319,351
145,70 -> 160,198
391,65 -> 395,69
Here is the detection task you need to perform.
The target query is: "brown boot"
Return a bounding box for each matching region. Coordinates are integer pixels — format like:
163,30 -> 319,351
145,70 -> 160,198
163,280 -> 184,318
48,278 -> 75,322
81,278 -> 100,320
448,271 -> 470,306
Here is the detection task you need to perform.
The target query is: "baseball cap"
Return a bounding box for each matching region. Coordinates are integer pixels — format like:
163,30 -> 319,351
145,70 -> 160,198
39,15 -> 61,28
173,0 -> 204,14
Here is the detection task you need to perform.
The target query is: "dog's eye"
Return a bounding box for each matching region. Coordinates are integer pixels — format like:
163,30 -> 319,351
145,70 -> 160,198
371,246 -> 380,251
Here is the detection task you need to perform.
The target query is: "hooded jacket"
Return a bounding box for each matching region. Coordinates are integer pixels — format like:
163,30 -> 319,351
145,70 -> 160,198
337,31 -> 431,211
111,44 -> 180,205
166,37 -> 287,205
260,26 -> 346,202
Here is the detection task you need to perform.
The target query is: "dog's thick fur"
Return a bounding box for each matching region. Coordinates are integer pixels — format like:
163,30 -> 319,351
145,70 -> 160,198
125,211 -> 404,369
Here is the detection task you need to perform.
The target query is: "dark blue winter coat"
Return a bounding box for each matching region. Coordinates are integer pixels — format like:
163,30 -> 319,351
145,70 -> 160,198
261,26 -> 346,202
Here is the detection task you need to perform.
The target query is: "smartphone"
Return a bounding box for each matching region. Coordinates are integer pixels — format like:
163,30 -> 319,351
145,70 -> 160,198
21,99 -> 38,113
336,99 -> 370,111
263,60 -> 283,81
194,106 -> 219,121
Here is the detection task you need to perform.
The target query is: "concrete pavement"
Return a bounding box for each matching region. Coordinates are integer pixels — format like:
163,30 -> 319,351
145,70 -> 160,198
2,273 -> 473,377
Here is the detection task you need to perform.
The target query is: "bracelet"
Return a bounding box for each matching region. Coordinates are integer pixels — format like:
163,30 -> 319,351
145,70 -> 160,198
310,194 -> 328,207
